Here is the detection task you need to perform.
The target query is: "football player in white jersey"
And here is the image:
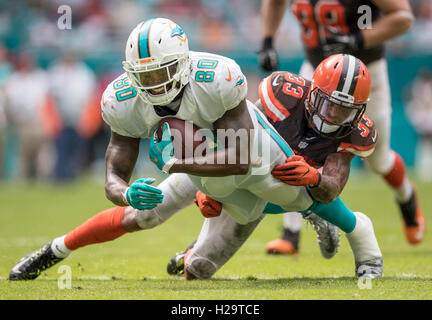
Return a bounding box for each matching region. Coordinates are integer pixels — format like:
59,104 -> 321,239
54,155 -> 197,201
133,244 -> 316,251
9,18 -> 382,281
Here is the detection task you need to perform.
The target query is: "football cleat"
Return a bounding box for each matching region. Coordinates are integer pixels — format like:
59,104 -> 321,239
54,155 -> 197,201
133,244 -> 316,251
265,238 -> 299,255
8,242 -> 64,281
355,257 -> 383,279
399,187 -> 426,245
266,227 -> 300,255
166,241 -> 195,276
303,212 -> 340,259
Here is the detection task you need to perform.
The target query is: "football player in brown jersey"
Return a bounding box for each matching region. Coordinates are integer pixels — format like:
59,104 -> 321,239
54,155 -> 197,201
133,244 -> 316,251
165,54 -> 383,279
259,0 -> 425,253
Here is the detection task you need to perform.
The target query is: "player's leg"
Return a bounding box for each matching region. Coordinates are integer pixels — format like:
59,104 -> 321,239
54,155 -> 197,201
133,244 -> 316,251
241,106 -> 314,213
245,107 -> 340,257
167,201 -> 341,277
365,59 -> 425,244
307,198 -> 382,278
416,135 -> 432,182
173,195 -> 380,279
265,61 -> 316,254
265,212 -> 302,254
299,60 -> 315,79
8,173 -> 197,280
183,210 -> 265,280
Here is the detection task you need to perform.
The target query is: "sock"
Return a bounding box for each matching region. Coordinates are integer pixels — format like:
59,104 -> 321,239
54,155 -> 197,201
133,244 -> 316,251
395,179 -> 413,203
383,152 -> 413,202
64,206 -> 129,251
51,235 -> 72,258
282,228 -> 300,250
305,197 -> 357,233
345,212 -> 382,262
282,212 -> 303,232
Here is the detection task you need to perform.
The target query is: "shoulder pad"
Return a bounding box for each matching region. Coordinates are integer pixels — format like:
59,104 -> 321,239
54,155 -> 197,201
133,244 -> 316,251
100,74 -> 141,138
337,114 -> 377,157
188,52 -> 248,122
259,71 -> 309,122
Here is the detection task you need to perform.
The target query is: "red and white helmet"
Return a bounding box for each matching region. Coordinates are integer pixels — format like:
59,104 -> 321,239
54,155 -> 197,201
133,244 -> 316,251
123,18 -> 190,106
306,54 -> 371,138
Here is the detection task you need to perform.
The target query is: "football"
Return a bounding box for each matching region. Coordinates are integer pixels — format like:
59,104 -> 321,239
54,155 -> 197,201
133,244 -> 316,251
156,117 -> 209,159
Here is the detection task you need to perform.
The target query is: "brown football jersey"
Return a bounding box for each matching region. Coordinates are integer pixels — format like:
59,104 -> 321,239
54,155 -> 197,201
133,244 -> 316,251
258,71 -> 377,167
291,0 -> 385,68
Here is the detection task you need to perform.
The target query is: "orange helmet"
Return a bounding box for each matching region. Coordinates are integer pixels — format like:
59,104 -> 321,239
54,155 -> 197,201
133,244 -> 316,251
305,54 -> 371,138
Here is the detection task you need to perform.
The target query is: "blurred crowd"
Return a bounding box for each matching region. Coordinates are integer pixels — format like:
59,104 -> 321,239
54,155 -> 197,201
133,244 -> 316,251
0,0 -> 431,182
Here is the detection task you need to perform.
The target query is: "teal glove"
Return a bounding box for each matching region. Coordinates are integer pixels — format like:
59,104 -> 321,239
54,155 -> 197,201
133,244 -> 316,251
149,122 -> 177,173
123,178 -> 164,210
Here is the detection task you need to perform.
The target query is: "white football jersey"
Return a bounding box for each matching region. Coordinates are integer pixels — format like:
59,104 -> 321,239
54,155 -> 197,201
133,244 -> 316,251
101,51 -> 248,138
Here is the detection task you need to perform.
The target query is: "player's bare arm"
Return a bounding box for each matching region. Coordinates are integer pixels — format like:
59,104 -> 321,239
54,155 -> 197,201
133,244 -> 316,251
169,99 -> 252,177
362,0 -> 414,49
105,130 -> 140,206
261,0 -> 287,38
309,152 -> 354,203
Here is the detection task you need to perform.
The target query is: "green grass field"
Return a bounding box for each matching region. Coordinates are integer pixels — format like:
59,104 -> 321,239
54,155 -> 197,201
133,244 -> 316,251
1,171 -> 432,300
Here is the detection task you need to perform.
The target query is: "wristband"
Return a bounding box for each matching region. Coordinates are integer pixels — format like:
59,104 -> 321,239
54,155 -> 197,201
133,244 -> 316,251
122,188 -> 130,205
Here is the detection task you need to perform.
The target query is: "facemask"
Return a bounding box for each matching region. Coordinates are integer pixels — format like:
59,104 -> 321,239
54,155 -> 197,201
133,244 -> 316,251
312,115 -> 339,133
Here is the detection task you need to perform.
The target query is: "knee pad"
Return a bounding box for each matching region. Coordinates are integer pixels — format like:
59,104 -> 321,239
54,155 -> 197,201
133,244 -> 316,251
184,253 -> 218,280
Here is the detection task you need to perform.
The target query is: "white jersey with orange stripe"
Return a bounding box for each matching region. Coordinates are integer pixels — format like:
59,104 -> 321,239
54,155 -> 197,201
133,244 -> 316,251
100,51 -> 248,138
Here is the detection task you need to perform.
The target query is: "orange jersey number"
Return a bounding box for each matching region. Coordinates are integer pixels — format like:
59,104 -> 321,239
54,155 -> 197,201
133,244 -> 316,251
282,73 -> 306,99
358,114 -> 373,138
292,0 -> 349,48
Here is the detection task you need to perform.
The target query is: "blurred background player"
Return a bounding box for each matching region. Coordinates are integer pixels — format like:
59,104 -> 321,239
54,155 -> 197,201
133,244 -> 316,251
258,0 -> 425,253
48,52 -> 97,181
0,43 -> 11,179
405,68 -> 432,182
5,52 -> 52,180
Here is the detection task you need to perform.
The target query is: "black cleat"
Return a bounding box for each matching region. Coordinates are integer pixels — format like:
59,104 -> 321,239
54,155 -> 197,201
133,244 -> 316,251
166,240 -> 196,276
399,187 -> 426,244
303,212 -> 340,259
8,242 -> 64,281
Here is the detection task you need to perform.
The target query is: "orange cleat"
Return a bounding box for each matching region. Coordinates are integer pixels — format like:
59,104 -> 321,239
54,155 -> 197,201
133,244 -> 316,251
403,207 -> 426,245
266,238 -> 299,255
400,187 -> 426,245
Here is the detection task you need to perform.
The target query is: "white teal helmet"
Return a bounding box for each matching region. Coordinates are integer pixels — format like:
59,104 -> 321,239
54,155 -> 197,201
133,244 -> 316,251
123,18 -> 190,106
